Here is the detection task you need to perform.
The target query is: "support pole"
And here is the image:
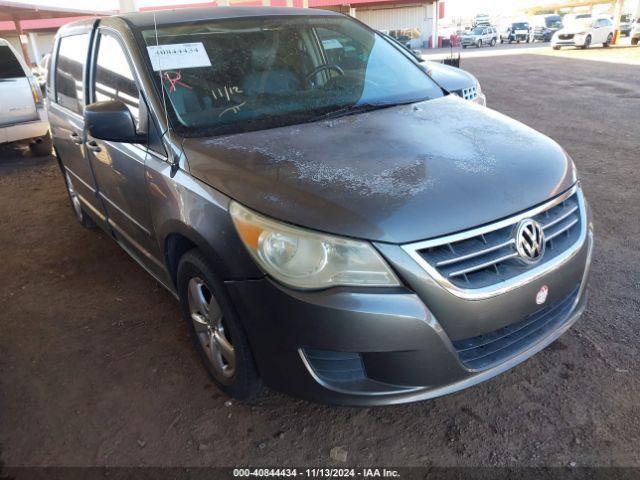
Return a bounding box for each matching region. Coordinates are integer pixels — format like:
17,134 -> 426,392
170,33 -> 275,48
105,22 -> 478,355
611,0 -> 623,44
118,0 -> 137,13
431,0 -> 438,49
28,32 -> 40,66
13,18 -> 32,67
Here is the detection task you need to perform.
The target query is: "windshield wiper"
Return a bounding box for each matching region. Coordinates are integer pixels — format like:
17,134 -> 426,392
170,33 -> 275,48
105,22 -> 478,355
318,100 -> 420,121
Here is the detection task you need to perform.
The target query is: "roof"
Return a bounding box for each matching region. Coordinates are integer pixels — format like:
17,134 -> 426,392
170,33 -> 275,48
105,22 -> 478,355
118,6 -> 340,28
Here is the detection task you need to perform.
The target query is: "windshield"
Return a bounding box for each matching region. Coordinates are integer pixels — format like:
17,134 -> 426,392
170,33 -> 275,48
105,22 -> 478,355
471,27 -> 485,34
512,23 -> 529,30
546,17 -> 562,28
139,16 -> 442,137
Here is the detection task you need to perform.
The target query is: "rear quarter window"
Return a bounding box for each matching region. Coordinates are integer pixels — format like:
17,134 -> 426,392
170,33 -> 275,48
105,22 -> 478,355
0,45 -> 26,79
55,33 -> 90,114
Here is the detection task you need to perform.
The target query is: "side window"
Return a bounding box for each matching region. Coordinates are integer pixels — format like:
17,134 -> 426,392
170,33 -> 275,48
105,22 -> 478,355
315,27 -> 366,71
55,34 -> 90,114
93,33 -> 140,124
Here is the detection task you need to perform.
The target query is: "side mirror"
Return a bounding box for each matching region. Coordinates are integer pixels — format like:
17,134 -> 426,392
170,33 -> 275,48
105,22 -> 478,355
84,100 -> 144,143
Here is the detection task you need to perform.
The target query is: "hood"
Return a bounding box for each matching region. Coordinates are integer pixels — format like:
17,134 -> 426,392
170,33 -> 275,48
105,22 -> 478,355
556,25 -> 590,35
183,95 -> 576,244
424,61 -> 477,93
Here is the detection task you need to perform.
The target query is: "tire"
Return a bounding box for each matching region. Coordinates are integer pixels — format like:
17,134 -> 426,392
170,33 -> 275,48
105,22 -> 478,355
552,45 -> 561,50
632,37 -> 639,46
177,249 -> 261,401
500,37 -> 504,44
603,33 -> 613,48
581,35 -> 591,49
29,131 -> 52,156
462,45 -> 467,49
62,170 -> 95,229
490,38 -> 496,47
477,40 -> 482,48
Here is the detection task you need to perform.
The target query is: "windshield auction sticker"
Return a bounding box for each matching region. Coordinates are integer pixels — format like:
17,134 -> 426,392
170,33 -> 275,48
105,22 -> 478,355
147,42 -> 212,71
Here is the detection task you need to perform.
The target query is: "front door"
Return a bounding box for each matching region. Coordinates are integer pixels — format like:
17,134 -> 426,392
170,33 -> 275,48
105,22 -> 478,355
48,30 -> 105,223
86,29 -> 164,277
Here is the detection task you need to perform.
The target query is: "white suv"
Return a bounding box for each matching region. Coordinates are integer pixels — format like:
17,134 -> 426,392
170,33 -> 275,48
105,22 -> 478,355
0,38 -> 51,155
551,16 -> 614,50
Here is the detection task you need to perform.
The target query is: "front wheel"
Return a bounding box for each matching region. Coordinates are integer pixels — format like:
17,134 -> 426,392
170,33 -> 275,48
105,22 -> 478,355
582,35 -> 591,49
603,33 -> 613,47
552,45 -> 561,50
477,40 -> 482,48
177,249 -> 261,400
490,38 -> 496,47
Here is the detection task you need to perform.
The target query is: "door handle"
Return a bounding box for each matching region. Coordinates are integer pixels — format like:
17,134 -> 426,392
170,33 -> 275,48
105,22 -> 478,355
86,140 -> 102,153
69,132 -> 83,145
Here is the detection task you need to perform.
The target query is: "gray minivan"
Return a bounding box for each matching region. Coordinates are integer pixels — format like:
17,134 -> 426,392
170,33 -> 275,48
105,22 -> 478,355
47,7 -> 593,406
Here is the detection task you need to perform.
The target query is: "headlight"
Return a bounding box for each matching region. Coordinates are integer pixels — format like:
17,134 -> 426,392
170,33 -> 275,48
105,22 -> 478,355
230,202 -> 401,289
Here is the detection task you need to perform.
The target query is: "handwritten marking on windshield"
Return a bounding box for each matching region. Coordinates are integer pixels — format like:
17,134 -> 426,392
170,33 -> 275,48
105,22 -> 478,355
219,101 -> 247,118
212,86 -> 243,102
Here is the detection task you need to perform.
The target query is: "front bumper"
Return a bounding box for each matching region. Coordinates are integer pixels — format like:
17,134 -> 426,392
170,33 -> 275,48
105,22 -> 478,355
226,218 -> 593,406
552,35 -> 586,47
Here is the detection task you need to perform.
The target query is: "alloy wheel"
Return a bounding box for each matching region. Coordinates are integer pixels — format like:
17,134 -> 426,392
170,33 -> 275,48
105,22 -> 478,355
187,277 -> 236,380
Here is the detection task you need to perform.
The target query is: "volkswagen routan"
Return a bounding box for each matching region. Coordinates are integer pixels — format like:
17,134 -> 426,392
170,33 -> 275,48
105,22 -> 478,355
47,7 -> 593,405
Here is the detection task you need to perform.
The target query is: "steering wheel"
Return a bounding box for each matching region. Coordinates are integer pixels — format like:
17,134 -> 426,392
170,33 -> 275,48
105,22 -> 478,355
304,64 -> 345,85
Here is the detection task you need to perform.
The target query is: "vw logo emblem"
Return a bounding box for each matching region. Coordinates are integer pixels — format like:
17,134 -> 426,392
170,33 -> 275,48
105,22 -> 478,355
515,219 -> 545,264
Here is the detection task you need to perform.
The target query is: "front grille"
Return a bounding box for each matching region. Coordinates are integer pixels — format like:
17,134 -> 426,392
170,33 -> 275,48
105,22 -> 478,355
455,86 -> 479,101
559,34 -> 574,40
452,284 -> 580,370
303,348 -> 366,382
412,188 -> 582,290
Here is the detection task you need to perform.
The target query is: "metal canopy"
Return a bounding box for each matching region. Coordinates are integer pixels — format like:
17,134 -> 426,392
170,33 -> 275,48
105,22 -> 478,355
0,0 -> 109,21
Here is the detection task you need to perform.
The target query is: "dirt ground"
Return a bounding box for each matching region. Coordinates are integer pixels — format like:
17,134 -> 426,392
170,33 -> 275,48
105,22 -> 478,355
1,51 -> 639,470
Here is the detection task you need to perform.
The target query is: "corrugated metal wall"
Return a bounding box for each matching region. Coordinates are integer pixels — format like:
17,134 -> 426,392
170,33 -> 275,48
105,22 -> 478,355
356,5 -> 426,31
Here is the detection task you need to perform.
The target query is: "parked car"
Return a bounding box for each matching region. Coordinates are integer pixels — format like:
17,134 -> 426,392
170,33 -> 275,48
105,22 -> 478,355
48,8 -> 592,406
473,14 -> 491,27
552,16 -> 614,49
619,21 -> 632,37
0,38 -> 51,155
500,22 -> 531,43
531,14 -> 563,42
378,31 -> 486,106
632,18 -> 640,45
460,26 -> 496,48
